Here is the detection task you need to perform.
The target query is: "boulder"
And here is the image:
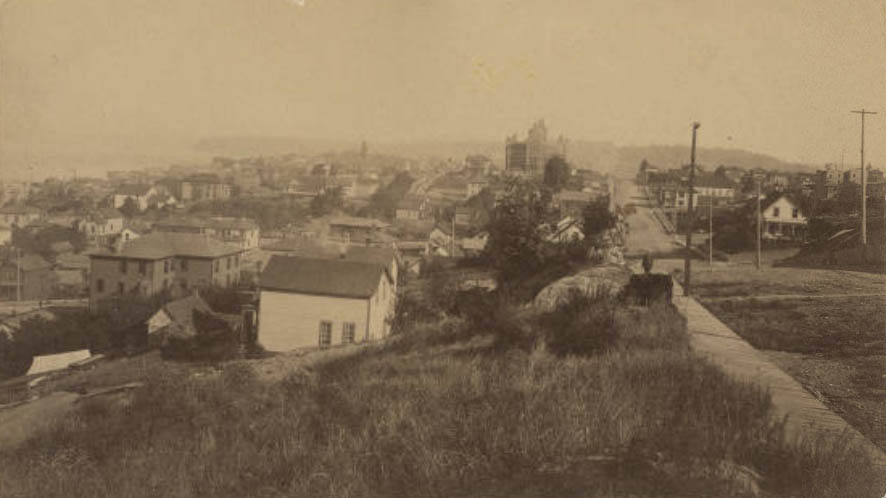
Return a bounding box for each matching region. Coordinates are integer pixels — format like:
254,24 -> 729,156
533,264 -> 631,312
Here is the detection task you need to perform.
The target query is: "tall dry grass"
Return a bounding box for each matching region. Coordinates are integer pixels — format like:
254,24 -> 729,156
0,296 -> 882,498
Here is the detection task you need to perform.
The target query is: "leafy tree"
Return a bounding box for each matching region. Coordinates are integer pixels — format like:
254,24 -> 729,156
119,197 -> 140,218
484,179 -> 548,287
11,225 -> 87,260
836,183 -> 860,215
366,172 -> 414,219
543,155 -> 570,190
310,186 -> 344,217
581,200 -> 616,243
189,197 -> 307,230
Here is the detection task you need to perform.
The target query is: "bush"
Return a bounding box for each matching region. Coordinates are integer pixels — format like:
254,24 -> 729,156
539,290 -> 618,357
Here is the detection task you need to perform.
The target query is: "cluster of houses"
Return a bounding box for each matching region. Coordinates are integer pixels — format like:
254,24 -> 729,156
638,161 -> 814,242
0,140 -> 619,377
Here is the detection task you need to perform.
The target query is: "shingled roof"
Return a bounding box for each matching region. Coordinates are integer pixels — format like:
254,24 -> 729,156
2,254 -> 51,272
90,232 -> 241,260
259,255 -> 388,299
153,216 -> 258,231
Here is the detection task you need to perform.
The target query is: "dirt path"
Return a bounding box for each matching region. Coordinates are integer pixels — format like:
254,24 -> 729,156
672,285 -> 886,470
615,181 -> 679,257
623,183 -> 886,471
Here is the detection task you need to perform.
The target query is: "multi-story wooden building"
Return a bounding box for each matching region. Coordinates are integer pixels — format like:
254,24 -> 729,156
88,232 -> 243,310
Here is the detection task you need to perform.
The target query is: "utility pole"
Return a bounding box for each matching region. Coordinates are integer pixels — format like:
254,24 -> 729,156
450,213 -> 455,257
708,191 -> 714,271
15,248 -> 21,302
756,178 -> 762,270
683,122 -> 700,296
850,109 -> 876,249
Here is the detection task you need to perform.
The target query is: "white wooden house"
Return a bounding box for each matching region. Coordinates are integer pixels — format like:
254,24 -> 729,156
257,256 -> 394,352
761,194 -> 807,241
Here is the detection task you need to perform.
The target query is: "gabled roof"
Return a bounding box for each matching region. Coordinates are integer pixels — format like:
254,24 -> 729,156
115,184 -> 154,196
761,193 -> 803,214
0,204 -> 41,215
156,294 -> 217,340
2,254 -> 51,272
263,239 -> 396,273
50,241 -> 74,254
27,350 -> 91,376
89,232 -> 242,260
55,253 -> 90,270
328,216 -> 389,229
259,255 -> 387,299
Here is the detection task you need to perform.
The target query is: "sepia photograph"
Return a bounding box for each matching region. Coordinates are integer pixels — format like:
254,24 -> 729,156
0,0 -> 884,496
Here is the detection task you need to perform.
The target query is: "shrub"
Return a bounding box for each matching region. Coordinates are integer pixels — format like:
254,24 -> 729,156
539,290 -> 618,356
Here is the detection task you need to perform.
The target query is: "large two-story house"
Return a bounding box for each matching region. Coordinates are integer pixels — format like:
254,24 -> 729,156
88,232 -> 243,310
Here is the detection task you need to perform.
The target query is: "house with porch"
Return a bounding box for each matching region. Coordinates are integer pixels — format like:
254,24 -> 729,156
761,194 -> 807,242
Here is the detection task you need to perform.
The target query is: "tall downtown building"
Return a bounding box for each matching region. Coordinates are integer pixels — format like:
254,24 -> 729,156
505,120 -> 568,176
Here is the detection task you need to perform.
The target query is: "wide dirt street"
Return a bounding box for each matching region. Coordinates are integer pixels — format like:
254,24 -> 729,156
619,180 -> 886,452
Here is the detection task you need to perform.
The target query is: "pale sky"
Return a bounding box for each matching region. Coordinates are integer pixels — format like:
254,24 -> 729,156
1,0 -> 885,178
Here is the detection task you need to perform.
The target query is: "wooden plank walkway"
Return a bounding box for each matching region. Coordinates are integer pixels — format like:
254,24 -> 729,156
671,281 -> 886,470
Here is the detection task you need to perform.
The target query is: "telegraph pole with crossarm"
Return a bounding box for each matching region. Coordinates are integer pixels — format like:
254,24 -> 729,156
850,109 -> 876,249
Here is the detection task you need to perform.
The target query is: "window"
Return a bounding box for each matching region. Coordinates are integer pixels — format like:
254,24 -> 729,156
96,278 -> 104,293
792,208 -> 798,219
181,280 -> 188,291
214,260 -> 219,273
139,261 -> 146,275
319,321 -> 332,348
181,259 -> 189,272
164,260 -> 169,273
118,282 -> 125,294
120,260 -> 127,274
773,207 -> 780,217
227,257 -> 231,270
342,322 -> 356,344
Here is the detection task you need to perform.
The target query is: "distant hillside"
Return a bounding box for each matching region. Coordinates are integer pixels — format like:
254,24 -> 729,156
567,142 -> 814,179
194,136 -> 816,178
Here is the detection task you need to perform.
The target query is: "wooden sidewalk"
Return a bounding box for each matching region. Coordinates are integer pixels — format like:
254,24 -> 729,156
671,281 -> 886,471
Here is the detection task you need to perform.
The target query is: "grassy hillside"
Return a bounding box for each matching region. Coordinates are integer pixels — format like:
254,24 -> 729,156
0,294 -> 881,497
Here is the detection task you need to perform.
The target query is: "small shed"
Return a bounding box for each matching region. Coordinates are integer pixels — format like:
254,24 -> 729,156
26,350 -> 92,376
